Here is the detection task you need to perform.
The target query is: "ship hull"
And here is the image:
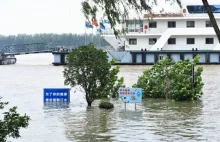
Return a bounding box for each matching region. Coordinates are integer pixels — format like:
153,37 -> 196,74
107,50 -> 220,65
51,50 -> 220,65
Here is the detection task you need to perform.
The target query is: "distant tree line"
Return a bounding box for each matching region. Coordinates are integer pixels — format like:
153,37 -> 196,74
0,33 -> 110,50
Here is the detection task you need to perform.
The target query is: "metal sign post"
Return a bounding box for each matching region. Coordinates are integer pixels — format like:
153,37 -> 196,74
125,102 -> 126,111
123,97 -> 127,111
135,103 -> 136,111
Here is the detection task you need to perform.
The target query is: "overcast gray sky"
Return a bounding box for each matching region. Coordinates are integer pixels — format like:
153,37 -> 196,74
0,0 -> 202,36
0,0 -> 86,35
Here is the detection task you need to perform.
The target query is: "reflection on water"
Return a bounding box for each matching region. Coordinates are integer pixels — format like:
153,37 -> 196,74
44,102 -> 70,109
119,109 -> 143,121
62,99 -> 204,142
143,100 -> 204,141
64,101 -> 116,142
1,54 -> 220,141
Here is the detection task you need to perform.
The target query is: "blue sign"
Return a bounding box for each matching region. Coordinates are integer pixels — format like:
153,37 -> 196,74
119,88 -> 142,104
43,88 -> 70,103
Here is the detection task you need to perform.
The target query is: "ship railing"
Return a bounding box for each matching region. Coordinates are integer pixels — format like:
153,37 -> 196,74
184,13 -> 220,17
101,30 -> 115,35
141,28 -> 166,34
102,28 -> 166,35
162,45 -> 214,50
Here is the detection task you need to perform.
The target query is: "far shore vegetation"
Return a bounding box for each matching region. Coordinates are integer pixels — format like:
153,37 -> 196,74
0,34 -> 110,50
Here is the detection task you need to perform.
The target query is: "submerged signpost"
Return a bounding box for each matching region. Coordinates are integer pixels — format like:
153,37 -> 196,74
43,88 -> 70,103
119,88 -> 142,110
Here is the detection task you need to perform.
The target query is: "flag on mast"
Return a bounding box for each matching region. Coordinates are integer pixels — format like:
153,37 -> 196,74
99,22 -> 105,30
104,19 -> 110,24
85,21 -> 93,28
92,20 -> 98,27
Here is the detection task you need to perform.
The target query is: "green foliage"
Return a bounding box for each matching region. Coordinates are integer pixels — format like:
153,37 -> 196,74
99,101 -> 114,109
0,97 -> 30,142
82,0 -> 181,37
111,76 -> 125,98
63,43 -> 124,106
96,64 -> 125,99
133,55 -> 204,101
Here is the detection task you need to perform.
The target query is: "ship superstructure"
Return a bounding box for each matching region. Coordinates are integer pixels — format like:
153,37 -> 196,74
102,0 -> 220,51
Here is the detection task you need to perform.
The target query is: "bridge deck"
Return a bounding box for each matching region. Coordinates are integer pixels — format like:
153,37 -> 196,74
0,43 -> 56,55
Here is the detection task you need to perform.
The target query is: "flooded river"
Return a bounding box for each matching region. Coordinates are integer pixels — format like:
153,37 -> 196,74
0,53 -> 220,142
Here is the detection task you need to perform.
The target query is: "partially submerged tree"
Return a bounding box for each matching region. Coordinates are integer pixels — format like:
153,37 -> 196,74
0,96 -> 30,142
82,0 -> 220,42
133,56 -> 204,101
63,43 -> 124,106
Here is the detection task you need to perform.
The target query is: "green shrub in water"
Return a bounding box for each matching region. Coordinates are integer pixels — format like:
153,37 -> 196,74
133,55 -> 204,101
99,101 -> 114,109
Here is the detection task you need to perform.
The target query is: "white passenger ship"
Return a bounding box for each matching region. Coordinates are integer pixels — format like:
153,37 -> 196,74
52,0 -> 220,65
101,0 -> 220,64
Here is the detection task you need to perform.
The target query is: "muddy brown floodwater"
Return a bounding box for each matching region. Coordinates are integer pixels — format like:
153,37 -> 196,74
0,53 -> 219,142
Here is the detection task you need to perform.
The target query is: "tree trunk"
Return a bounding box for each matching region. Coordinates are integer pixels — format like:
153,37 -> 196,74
87,101 -> 92,107
85,94 -> 92,106
202,0 -> 220,43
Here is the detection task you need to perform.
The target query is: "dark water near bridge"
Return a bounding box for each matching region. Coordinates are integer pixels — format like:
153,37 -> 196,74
0,53 -> 220,142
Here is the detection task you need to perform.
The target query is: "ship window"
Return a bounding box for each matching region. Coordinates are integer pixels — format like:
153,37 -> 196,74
149,38 -> 157,45
187,5 -> 220,13
206,38 -> 214,44
187,21 -> 195,27
168,21 -> 176,28
168,38 -> 176,44
187,38 -> 195,44
129,29 -> 135,32
149,21 -> 157,28
126,20 -> 143,32
129,39 -> 137,45
206,21 -> 213,27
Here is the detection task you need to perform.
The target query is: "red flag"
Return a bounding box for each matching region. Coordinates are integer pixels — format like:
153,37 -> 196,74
92,20 -> 98,27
